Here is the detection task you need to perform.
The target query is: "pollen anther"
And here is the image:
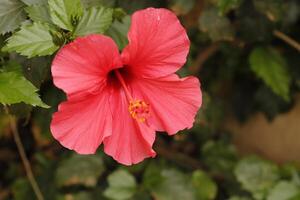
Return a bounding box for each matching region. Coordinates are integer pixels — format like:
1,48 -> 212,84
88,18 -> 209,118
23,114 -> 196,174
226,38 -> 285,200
128,99 -> 150,122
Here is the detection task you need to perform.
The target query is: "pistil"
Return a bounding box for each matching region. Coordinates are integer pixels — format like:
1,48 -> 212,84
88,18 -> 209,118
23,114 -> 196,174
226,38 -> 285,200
114,69 -> 150,122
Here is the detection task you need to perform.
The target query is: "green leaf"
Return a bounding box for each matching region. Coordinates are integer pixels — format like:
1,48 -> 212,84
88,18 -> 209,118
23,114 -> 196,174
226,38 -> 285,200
25,4 -> 52,24
55,154 -> 105,187
74,7 -> 113,36
104,170 -> 137,200
249,47 -> 291,101
192,170 -> 217,200
80,0 -> 116,8
0,0 -> 26,34
198,8 -> 234,41
267,181 -> 300,200
217,0 -> 242,15
48,0 -> 83,31
20,0 -> 47,5
2,22 -> 59,58
150,169 -> 196,200
234,156 -> 280,199
0,71 -> 48,108
106,15 -> 130,50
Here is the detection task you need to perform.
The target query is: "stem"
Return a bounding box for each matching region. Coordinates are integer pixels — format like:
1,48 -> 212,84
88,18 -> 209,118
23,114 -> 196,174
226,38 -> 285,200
273,30 -> 300,52
4,107 -> 44,200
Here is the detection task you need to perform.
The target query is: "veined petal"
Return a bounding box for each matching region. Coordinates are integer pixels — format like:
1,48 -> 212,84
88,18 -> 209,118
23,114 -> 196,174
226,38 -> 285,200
103,88 -> 156,165
131,74 -> 202,135
52,34 -> 122,97
122,8 -> 190,78
50,88 -> 112,154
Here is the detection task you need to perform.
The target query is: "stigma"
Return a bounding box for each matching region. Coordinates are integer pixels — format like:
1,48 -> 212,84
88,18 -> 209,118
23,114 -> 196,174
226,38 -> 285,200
128,99 -> 150,122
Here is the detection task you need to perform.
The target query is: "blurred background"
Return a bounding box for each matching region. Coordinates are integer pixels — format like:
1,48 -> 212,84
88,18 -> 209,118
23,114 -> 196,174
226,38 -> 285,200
1,0 -> 300,199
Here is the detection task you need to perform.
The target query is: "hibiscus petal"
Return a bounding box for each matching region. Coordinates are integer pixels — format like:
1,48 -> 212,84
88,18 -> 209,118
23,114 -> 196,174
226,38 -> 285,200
122,8 -> 190,78
131,74 -> 202,135
103,88 -> 156,165
51,88 -> 112,154
52,34 -> 122,97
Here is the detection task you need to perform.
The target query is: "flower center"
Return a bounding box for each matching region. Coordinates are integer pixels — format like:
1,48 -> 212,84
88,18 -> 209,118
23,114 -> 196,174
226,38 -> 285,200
128,100 -> 150,122
114,69 -> 150,122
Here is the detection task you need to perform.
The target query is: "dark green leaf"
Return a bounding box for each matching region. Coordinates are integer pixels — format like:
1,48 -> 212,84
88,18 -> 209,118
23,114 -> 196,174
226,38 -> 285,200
56,154 -> 105,187
48,0 -> 83,31
217,0 -> 242,15
2,22 -> 59,58
198,8 -> 234,41
192,170 -> 217,200
253,0 -> 284,21
0,0 -> 26,34
0,71 -> 48,108
74,7 -> 113,36
106,15 -> 130,50
249,47 -> 291,101
25,4 -> 52,24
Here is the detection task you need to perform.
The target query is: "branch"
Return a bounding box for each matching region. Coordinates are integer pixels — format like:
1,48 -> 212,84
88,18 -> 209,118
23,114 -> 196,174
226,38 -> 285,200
4,107 -> 44,200
189,42 -> 220,74
273,30 -> 300,52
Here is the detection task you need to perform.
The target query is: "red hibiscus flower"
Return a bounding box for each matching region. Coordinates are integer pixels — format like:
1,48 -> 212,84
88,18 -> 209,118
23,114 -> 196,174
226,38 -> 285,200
50,8 -> 202,165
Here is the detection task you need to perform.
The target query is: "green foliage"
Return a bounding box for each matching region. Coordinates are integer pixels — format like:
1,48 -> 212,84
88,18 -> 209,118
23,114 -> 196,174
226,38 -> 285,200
249,47 -> 291,101
25,4 -> 52,24
0,1 -> 300,200
266,181 -> 300,200
55,154 -> 105,187
0,71 -> 48,108
149,169 -> 196,200
106,15 -> 130,50
235,156 -> 280,199
2,22 -> 59,58
198,8 -> 234,41
192,170 -> 217,200
21,0 -> 47,5
217,0 -> 242,15
48,0 -> 83,31
0,0 -> 26,34
74,7 -> 113,36
104,170 -> 137,200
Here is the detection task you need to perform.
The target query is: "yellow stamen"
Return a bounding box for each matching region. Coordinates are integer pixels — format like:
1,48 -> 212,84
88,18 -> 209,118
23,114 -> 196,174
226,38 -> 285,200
128,99 -> 150,123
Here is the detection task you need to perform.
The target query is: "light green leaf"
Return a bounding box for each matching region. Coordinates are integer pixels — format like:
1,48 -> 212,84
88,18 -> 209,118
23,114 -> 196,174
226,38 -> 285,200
198,8 -> 234,41
0,0 -> 26,34
104,170 -> 137,200
25,4 -> 52,24
0,71 -> 48,108
106,16 -> 130,50
80,0 -> 116,8
48,0 -> 83,31
150,169 -> 196,200
249,47 -> 291,101
74,7 -> 113,36
234,156 -> 279,200
20,0 -> 47,5
192,170 -> 217,200
2,22 -> 59,58
55,154 -> 105,187
267,181 -> 300,200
